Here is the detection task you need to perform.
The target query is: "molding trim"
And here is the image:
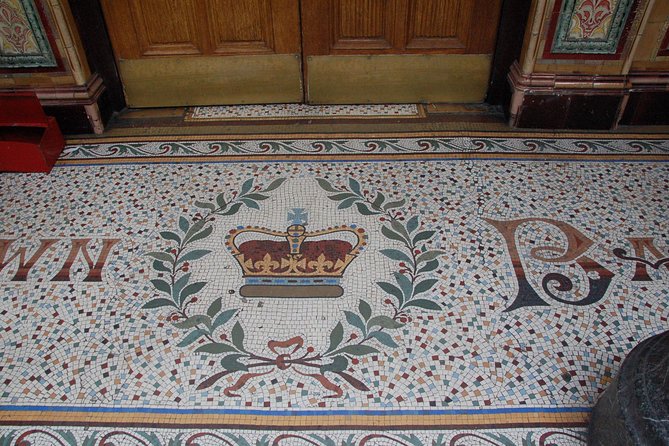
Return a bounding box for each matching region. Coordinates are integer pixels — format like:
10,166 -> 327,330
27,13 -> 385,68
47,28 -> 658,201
507,60 -> 627,128
627,71 -> 669,91
508,61 -> 628,95
2,72 -> 105,105
0,73 -> 107,133
510,64 -> 669,94
508,60 -> 669,128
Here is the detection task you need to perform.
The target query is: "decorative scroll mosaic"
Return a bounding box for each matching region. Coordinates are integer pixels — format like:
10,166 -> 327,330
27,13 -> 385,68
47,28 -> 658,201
0,426 -> 589,445
61,136 -> 669,160
1,138 -> 668,440
0,0 -> 56,68
550,0 -> 635,55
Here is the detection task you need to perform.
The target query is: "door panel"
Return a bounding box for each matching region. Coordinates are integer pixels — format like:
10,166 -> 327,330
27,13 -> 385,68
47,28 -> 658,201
132,0 -> 203,56
101,0 -> 302,107
302,0 -> 503,103
207,0 -> 274,54
406,0 -> 467,50
331,0 -> 396,50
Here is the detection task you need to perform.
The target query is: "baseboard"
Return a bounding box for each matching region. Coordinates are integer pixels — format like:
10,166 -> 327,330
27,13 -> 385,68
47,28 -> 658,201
507,62 -> 669,129
2,73 -> 108,134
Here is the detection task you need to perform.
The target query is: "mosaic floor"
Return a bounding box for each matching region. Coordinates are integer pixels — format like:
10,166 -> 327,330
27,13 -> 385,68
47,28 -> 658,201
185,104 -> 422,121
1,134 -> 669,445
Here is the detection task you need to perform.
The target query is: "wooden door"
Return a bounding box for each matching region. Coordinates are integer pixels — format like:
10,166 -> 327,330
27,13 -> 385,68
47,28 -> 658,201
100,0 -> 302,107
301,0 -> 503,103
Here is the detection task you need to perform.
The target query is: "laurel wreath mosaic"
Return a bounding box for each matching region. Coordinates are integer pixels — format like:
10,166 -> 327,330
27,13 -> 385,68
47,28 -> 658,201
1,140 -> 668,441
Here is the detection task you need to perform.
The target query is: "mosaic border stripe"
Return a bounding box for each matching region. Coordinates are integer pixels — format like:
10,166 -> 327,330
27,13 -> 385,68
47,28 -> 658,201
0,426 -> 590,445
59,137 -> 669,164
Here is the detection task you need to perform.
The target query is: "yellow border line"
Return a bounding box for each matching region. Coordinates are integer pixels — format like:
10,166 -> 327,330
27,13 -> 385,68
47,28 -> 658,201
66,131 -> 669,145
0,410 -> 588,428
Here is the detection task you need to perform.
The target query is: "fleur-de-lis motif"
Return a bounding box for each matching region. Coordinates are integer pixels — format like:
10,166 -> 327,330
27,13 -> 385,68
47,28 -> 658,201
280,255 -> 307,273
307,253 -> 335,273
253,253 -> 280,274
572,0 -> 614,38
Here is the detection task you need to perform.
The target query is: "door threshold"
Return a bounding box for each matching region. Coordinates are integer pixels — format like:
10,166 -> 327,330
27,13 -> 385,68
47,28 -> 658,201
85,103 -> 509,139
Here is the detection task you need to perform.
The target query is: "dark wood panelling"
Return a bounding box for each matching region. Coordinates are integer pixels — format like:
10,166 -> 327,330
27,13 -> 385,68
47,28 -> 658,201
100,0 -> 302,106
67,0 -> 126,114
44,104 -> 95,134
621,91 -> 669,125
565,95 -> 622,129
487,0 -> 533,106
516,95 -> 570,129
467,0 -> 504,53
301,0 -> 503,103
515,94 -> 623,130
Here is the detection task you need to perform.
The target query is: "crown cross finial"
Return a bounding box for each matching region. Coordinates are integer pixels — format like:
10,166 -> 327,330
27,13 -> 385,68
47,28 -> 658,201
288,208 -> 308,226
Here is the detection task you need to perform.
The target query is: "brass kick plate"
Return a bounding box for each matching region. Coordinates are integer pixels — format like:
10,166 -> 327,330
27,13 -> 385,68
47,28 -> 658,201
120,54 -> 302,107
307,54 -> 492,104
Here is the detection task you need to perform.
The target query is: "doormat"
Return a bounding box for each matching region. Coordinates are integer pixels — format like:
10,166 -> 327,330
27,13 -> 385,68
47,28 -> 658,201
185,103 -> 423,121
2,135 -> 669,444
